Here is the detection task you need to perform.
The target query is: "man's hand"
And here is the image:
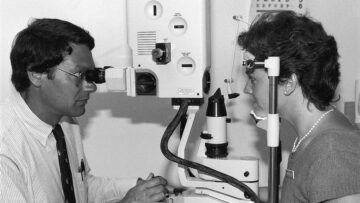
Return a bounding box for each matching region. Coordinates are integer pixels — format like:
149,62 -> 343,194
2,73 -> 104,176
121,173 -> 169,203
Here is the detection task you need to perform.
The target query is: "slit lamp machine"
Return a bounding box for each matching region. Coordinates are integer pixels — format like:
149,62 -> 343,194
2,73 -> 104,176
84,0 -> 281,202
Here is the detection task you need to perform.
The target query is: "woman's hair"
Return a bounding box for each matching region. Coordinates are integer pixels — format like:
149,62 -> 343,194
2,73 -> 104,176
238,11 -> 340,110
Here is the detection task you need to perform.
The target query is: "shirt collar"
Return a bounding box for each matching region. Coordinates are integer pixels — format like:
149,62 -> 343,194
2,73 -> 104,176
9,88 -> 53,146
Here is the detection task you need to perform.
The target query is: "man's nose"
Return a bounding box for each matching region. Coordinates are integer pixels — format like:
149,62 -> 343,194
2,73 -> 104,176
243,80 -> 253,95
83,80 -> 97,93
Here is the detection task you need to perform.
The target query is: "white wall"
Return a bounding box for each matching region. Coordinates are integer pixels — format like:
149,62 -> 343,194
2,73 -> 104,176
1,0 -> 359,188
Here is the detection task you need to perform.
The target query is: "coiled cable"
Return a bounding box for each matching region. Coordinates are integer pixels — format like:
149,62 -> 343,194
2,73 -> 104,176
160,99 -> 262,203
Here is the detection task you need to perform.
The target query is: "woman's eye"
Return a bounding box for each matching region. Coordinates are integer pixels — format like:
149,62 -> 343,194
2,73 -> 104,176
250,77 -> 256,83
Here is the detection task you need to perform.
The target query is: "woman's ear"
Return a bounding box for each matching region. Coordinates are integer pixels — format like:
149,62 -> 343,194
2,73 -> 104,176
283,73 -> 298,96
27,71 -> 47,88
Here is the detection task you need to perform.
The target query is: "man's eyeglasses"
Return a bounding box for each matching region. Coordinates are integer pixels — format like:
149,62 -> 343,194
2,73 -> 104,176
56,68 -> 87,82
56,67 -> 106,84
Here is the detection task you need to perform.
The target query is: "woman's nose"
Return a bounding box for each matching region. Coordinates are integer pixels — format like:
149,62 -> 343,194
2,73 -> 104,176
243,80 -> 253,95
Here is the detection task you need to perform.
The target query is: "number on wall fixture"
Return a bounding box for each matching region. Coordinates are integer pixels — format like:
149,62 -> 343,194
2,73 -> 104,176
249,0 -> 307,22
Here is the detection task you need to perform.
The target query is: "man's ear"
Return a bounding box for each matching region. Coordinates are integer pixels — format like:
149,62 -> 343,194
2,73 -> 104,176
27,71 -> 47,87
283,73 -> 298,96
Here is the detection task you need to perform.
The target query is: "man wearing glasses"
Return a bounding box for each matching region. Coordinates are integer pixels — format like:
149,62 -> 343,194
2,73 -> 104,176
0,18 -> 169,203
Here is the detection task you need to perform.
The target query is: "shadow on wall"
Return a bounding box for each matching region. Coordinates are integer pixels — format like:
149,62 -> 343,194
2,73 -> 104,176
78,91 -> 180,137
79,90 -> 208,183
78,91 -> 209,139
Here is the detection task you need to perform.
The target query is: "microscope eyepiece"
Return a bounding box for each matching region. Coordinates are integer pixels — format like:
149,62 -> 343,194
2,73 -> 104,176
85,67 -> 109,84
206,88 -> 227,117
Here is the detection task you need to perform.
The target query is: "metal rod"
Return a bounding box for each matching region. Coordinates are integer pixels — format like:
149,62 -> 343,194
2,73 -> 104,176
269,77 -> 278,114
268,76 -> 279,203
268,147 -> 280,203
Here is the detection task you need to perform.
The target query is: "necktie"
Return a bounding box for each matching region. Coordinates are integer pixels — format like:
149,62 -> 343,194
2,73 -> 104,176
53,124 -> 76,203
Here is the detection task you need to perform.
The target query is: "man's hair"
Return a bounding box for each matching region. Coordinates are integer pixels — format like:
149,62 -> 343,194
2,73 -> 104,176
10,18 -> 95,92
238,11 -> 340,110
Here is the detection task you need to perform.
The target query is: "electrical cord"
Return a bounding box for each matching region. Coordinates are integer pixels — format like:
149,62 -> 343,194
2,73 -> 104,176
160,99 -> 262,203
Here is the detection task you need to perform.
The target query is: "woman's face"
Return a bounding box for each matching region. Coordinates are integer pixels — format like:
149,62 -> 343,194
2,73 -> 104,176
243,52 -> 269,117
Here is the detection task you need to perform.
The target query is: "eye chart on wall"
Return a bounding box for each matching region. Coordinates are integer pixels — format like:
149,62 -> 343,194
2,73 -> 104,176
249,0 -> 307,23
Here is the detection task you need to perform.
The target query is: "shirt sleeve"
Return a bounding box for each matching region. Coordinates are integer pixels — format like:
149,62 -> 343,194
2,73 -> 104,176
307,150 -> 360,203
0,155 -> 29,202
86,173 -> 137,203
